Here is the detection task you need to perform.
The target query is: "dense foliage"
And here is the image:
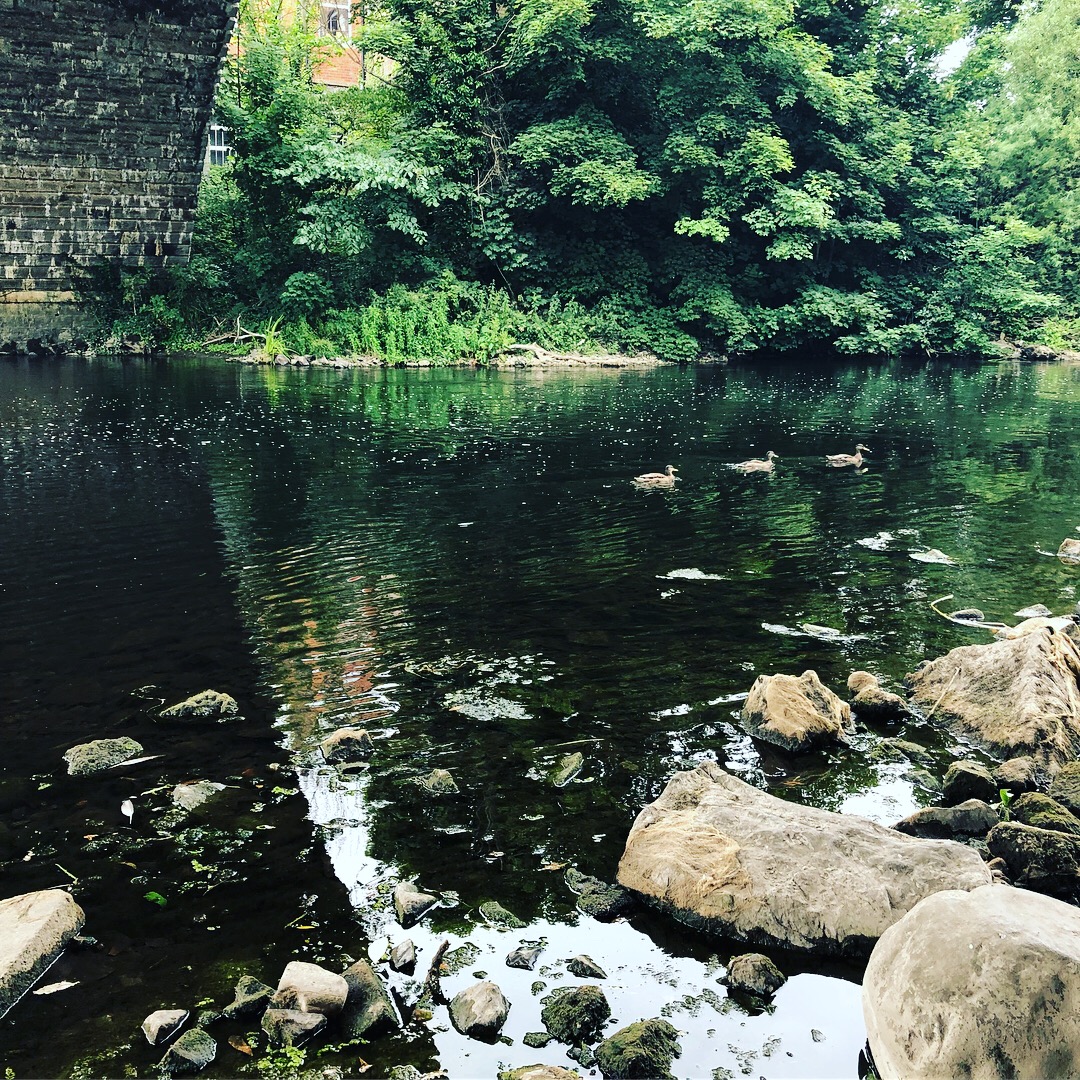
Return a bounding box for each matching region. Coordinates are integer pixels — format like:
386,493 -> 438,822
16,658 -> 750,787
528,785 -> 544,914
93,0 -> 1080,360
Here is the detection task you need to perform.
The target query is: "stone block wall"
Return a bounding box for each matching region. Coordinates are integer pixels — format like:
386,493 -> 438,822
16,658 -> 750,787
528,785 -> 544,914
0,0 -> 237,349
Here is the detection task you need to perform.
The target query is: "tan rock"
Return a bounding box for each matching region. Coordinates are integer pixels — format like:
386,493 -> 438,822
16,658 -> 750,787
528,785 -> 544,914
864,884 -> 1080,1080
741,670 -> 853,752
616,763 -> 991,957
905,627 -> 1080,773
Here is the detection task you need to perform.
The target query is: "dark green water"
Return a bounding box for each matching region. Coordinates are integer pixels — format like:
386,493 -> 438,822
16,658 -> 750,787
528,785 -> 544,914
1,355 -> 1079,1078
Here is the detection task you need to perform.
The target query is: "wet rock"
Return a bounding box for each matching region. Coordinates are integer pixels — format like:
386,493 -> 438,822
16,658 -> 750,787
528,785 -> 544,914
340,959 -> 399,1040
877,738 -> 936,768
1058,538 -> 1080,562
594,1018 -> 681,1080
222,974 -> 273,1019
541,985 -> 611,1045
550,752 -> 584,787
260,1008 -> 326,1048
271,961 -> 348,1016
479,900 -> 525,929
523,1031 -> 554,1049
63,736 -> 143,776
741,670 -> 853,752
394,881 -> 437,928
158,1027 -> 216,1075
723,953 -> 787,998
846,672 -> 909,719
987,821 -> 1080,898
1010,792 -> 1080,836
141,1009 -> 189,1046
0,890 -> 85,1018
449,980 -> 510,1040
419,768 -> 459,796
507,945 -> 543,970
905,627 -> 1080,772
893,800 -> 998,840
389,939 -> 416,974
864,884 -> 1080,1080
320,728 -> 375,765
616,763 -> 992,957
949,607 -> 984,622
1015,604 -> 1053,619
567,955 -> 607,980
1050,761 -> 1080,815
993,756 -> 1043,795
161,690 -> 239,722
565,869 -> 636,921
171,781 -> 226,814
943,761 -> 997,806
499,1067 -> 580,1080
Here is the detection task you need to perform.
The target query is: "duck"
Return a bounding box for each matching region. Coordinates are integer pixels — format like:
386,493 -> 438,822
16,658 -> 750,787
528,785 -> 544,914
733,451 -> 778,473
632,465 -> 679,488
825,444 -> 871,468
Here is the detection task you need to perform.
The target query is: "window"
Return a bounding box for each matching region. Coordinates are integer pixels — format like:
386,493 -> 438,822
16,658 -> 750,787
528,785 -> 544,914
319,1 -> 350,37
207,124 -> 230,167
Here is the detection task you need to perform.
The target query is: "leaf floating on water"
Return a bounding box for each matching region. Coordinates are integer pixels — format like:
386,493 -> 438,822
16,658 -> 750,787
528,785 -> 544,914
227,1036 -> 253,1056
910,548 -> 956,565
33,980 -> 78,996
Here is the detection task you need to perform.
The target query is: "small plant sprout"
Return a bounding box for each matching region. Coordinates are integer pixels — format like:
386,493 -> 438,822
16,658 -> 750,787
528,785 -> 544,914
998,788 -> 1013,820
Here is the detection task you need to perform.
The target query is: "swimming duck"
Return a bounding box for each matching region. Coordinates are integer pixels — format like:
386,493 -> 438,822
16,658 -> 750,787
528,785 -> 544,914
826,444 -> 871,468
632,465 -> 679,488
733,451 -> 778,473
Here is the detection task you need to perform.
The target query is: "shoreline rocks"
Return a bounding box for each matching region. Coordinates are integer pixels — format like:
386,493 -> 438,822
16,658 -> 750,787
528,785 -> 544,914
741,670 -> 853,752
616,763 -> 992,956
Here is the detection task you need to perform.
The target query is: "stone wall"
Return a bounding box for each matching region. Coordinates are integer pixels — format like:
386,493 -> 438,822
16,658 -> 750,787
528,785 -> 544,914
0,0 -> 237,349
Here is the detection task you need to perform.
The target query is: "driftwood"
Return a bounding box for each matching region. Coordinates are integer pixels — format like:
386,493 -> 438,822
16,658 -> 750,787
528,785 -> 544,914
199,315 -> 271,348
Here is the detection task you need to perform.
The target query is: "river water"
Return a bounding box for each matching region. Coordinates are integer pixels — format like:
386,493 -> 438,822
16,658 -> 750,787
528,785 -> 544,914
1,355 -> 1078,1078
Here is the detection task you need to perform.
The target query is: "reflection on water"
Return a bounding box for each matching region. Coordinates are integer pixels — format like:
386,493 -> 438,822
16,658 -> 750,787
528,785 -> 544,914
4,355 -> 1080,1077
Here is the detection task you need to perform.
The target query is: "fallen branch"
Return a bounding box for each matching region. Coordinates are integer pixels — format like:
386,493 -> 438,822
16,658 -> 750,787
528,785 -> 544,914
419,937 -> 450,1007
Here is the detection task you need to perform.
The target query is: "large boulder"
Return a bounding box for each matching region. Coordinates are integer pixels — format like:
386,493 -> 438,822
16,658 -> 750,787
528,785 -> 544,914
741,670 -> 853,752
271,961 -> 348,1016
0,890 -> 84,1017
905,627 -> 1080,772
339,959 -> 398,1040
616,763 -> 992,957
864,884 -> 1080,1080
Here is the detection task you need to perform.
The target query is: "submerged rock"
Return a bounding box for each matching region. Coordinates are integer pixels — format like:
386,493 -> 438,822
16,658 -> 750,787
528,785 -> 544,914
394,881 -> 438,928
616,763 -> 992,957
987,821 -> 1080,898
541,985 -> 611,1045
340,959 -> 399,1040
320,728 -> 375,765
221,974 -> 273,1020
893,800 -> 998,840
565,869 -> 636,921
62,737 -> 143,776
846,672 -> 909,720
449,980 -> 510,1040
479,900 -> 526,929
723,953 -> 787,998
1015,604 -> 1053,619
261,1008 -> 326,1048
171,781 -> 226,814
905,628 -> 1080,772
741,670 -> 853,752
419,768 -> 459,796
942,761 -> 997,806
160,690 -> 239,722
158,1027 -> 216,1075
594,1018 -> 681,1080
0,890 -> 85,1018
141,1009 -> 189,1046
271,961 -> 348,1016
523,1031 -> 554,1048
550,752 -> 584,787
864,884 -> 1080,1080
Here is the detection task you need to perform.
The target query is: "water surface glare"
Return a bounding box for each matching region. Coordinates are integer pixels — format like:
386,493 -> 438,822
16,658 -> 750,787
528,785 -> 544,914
2,355 -> 1080,1078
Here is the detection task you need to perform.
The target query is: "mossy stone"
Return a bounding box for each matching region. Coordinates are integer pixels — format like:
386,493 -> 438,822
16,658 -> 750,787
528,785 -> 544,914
594,1018 -> 681,1079
541,985 -> 611,1045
